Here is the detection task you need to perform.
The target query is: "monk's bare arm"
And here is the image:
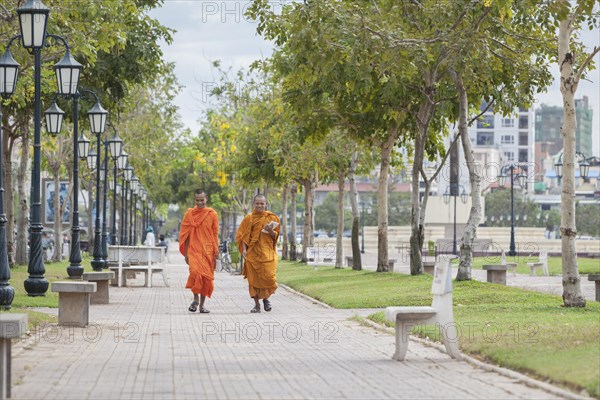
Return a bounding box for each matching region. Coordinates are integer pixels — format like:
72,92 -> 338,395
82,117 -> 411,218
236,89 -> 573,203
184,239 -> 189,265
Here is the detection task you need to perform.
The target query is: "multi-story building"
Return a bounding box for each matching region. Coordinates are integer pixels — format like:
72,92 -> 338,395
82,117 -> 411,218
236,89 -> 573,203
534,96 -> 594,158
465,102 -> 535,192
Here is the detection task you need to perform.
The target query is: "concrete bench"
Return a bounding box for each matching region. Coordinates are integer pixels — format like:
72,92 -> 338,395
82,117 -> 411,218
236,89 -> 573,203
51,282 -> 97,327
483,265 -> 508,285
589,274 -> 600,302
500,250 -> 518,276
0,314 -> 27,400
306,246 -> 336,269
108,266 -> 166,287
527,251 -> 549,276
423,261 -> 435,276
385,258 -> 461,361
108,245 -> 168,288
82,271 -> 115,304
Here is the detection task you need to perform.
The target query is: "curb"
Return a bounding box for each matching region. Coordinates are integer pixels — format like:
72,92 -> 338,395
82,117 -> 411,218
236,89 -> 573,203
356,317 -> 591,400
280,282 -> 590,400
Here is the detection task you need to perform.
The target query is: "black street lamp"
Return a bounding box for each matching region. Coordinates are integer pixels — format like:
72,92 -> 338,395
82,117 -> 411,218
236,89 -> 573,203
498,164 -> 527,256
108,128 -> 124,245
0,47 -> 20,308
46,88 -> 105,279
121,163 -> 133,245
130,177 -> 139,245
554,151 -> 590,181
89,101 -> 108,271
100,152 -> 109,267
443,184 -> 469,255
8,0 -> 84,294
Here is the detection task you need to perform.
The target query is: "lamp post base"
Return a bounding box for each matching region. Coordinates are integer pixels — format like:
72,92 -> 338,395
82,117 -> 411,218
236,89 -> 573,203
0,286 -> 15,309
24,277 -> 49,297
67,266 -> 83,279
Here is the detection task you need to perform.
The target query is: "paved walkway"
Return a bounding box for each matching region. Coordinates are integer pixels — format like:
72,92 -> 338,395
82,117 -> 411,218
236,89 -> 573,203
9,248 -> 586,399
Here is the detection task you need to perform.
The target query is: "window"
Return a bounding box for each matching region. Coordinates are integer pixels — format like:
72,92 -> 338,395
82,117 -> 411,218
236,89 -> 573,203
477,115 -> 495,129
519,132 -> 528,146
501,118 -> 514,127
535,114 -> 542,122
480,101 -> 494,113
504,151 -> 515,161
501,135 -> 514,144
519,115 -> 528,129
477,132 -> 494,146
519,149 -> 528,163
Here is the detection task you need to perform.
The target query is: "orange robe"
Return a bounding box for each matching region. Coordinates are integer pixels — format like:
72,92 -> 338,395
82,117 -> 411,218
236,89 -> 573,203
179,207 -> 219,297
236,210 -> 280,299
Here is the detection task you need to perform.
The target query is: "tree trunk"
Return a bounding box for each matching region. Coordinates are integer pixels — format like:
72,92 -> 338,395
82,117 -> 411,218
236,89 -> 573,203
376,132 -> 395,272
409,72 -> 437,275
4,133 -> 15,267
335,172 -> 344,268
16,125 -> 30,265
301,175 -> 316,262
348,151 -> 361,270
558,15 -> 585,307
281,184 -> 289,260
451,69 -> 483,281
290,184 -> 297,261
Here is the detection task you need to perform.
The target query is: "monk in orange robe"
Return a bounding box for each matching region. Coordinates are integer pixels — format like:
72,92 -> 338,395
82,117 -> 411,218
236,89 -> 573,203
236,194 -> 280,313
179,190 -> 219,313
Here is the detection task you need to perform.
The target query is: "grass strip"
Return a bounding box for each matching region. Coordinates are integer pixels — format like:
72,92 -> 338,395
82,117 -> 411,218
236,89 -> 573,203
278,260 -> 600,398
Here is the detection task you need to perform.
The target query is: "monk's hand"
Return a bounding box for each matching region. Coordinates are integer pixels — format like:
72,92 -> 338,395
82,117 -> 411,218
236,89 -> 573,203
185,255 -> 189,265
264,224 -> 275,237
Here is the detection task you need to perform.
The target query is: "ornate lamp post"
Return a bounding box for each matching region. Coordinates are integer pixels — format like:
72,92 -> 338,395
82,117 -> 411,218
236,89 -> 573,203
108,129 -> 124,244
100,154 -> 109,267
554,152 -> 590,181
46,89 -> 105,278
498,165 -> 527,256
121,163 -> 133,245
0,47 -> 20,308
88,102 -> 108,271
8,0 -> 83,295
443,184 -> 469,255
130,176 -> 139,245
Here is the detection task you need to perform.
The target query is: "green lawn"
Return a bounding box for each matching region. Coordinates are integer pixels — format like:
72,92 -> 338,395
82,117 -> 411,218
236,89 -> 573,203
2,258 -> 93,327
278,261 -> 600,398
467,255 -> 599,275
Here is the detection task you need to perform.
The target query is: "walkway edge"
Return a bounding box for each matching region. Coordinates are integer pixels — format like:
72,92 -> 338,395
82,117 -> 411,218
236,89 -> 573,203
357,317 -> 591,400
280,283 -> 590,400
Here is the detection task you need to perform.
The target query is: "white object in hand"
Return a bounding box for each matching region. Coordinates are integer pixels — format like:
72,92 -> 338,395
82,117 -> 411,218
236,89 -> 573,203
261,221 -> 279,233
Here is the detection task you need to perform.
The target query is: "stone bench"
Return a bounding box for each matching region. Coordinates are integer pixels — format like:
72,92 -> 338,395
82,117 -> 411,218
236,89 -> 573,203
82,271 -> 115,304
0,314 -> 27,400
527,251 -> 549,276
108,266 -> 166,288
385,259 -> 461,361
306,246 -> 336,269
483,265 -> 508,285
423,261 -> 435,276
108,245 -> 168,288
51,281 -> 97,327
589,274 -> 600,302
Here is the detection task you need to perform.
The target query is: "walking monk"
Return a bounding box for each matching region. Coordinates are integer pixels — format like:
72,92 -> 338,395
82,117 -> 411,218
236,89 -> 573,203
236,194 -> 280,313
179,190 -> 219,313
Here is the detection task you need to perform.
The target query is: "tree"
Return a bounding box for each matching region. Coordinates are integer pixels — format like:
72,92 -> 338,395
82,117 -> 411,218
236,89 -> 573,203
554,0 -> 599,307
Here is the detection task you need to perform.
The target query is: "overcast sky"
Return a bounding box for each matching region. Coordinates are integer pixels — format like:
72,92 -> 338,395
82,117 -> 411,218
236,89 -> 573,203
150,1 -> 600,157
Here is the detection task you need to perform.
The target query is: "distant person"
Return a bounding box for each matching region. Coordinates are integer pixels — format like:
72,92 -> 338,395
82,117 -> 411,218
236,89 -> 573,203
158,234 -> 168,249
236,194 -> 280,313
179,190 -> 219,313
144,226 -> 156,246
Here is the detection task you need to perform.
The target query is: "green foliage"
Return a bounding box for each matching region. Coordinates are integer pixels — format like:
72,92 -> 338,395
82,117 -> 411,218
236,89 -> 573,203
484,189 -> 546,228
576,204 -> 600,238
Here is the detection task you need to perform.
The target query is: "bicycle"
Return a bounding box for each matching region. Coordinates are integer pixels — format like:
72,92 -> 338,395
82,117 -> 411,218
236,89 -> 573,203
219,240 -> 241,275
